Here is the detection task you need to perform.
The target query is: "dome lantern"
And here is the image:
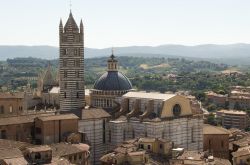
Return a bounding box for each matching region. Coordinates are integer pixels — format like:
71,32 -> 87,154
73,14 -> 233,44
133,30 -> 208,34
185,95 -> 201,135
107,48 -> 118,71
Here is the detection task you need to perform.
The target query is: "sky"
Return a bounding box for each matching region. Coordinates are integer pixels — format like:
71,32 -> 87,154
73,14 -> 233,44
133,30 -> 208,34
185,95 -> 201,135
1,0 -> 250,48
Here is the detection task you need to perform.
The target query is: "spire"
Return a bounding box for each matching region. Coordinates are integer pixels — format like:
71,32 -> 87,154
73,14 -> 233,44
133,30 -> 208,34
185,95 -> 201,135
80,19 -> 83,33
64,11 -> 79,32
59,19 -> 63,33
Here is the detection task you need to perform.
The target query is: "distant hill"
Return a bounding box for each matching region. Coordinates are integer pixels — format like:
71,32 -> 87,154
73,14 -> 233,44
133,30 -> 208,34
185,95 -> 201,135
1,44 -> 250,65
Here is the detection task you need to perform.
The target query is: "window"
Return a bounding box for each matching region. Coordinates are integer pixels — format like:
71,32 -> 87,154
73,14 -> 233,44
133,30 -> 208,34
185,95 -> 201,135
140,144 -> 144,149
132,130 -> 135,138
173,104 -> 181,117
76,82 -> 79,89
1,130 -> 7,139
45,153 -> 49,158
221,141 -> 224,148
109,130 -> 111,142
123,129 -> 126,141
63,60 -> 67,67
191,127 -> 195,143
76,71 -> 80,78
74,155 -> 77,161
63,48 -> 68,55
35,153 -> 41,160
35,127 -> 41,134
75,60 -> 80,67
159,144 -> 163,149
147,145 -> 151,150
76,92 -> 79,98
103,120 -> 106,144
209,139 -> 211,151
79,154 -> 82,160
64,70 -> 67,78
0,106 -> 4,114
9,106 -> 13,113
74,49 -> 78,55
64,92 -> 66,98
64,82 -> 67,89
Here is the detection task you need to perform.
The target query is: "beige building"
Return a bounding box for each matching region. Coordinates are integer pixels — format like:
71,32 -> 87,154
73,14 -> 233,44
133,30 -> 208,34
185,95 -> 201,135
232,146 -> 250,165
217,109 -> 249,130
0,139 -> 90,165
203,124 -> 230,159
0,112 -> 54,142
0,92 -> 25,117
100,137 -> 172,165
205,91 -> 227,107
0,112 -> 80,145
170,150 -> 231,165
34,113 -> 79,144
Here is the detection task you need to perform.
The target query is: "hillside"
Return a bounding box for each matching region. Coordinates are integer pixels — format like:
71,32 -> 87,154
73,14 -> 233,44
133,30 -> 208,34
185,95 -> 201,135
1,44 -> 250,65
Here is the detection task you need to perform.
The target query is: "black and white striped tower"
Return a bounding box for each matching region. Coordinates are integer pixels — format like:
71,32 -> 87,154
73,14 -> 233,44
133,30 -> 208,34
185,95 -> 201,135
59,11 -> 85,116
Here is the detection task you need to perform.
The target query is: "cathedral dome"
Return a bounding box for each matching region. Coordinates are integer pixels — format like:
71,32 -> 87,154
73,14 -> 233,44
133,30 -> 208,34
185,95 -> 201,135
93,71 -> 132,91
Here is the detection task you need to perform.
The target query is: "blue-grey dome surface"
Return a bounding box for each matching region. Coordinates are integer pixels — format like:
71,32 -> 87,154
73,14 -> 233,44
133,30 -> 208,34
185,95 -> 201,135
94,71 -> 132,91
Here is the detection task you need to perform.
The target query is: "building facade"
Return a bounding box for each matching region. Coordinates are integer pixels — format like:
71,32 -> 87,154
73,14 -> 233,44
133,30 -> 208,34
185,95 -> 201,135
0,93 -> 25,117
107,92 -> 203,152
203,124 -> 229,159
217,109 -> 249,130
59,11 -> 85,115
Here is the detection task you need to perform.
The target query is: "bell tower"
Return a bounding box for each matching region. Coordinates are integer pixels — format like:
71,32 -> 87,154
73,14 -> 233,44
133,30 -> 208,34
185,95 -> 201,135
59,11 -> 85,115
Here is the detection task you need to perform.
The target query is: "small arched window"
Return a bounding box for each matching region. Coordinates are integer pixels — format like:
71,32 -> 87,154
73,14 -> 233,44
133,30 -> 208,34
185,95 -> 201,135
173,104 -> 181,117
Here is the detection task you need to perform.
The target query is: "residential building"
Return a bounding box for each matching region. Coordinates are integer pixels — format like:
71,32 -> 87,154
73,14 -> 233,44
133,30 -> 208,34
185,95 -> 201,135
217,109 -> 249,130
232,146 -> 250,165
170,150 -> 231,165
205,91 -> 227,107
100,138 -> 172,165
0,92 -> 25,117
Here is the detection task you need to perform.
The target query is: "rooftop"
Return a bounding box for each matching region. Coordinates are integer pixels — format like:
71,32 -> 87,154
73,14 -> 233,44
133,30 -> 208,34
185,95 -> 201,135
232,146 -> 250,157
0,113 -> 54,126
49,86 -> 60,94
26,145 -> 51,153
0,148 -> 23,159
50,143 -> 89,157
217,109 -> 247,115
37,113 -> 78,121
123,91 -> 176,100
81,108 -> 111,120
2,156 -> 28,165
0,92 -> 24,99
203,124 -> 230,135
0,139 -> 31,150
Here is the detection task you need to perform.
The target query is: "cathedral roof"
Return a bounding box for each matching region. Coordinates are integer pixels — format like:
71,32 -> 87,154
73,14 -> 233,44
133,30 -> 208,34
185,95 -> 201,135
93,71 -> 132,91
64,11 -> 79,32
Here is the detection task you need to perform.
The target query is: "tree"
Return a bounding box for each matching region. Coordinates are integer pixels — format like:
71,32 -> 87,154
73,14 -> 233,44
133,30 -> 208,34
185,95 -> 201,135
207,113 -> 216,125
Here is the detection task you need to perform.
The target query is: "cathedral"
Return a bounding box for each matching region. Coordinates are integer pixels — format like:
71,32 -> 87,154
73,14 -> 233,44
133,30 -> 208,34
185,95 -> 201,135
32,10 -> 204,164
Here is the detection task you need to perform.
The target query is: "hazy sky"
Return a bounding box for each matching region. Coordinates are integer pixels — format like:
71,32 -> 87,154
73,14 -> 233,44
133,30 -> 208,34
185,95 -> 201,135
1,0 -> 250,48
